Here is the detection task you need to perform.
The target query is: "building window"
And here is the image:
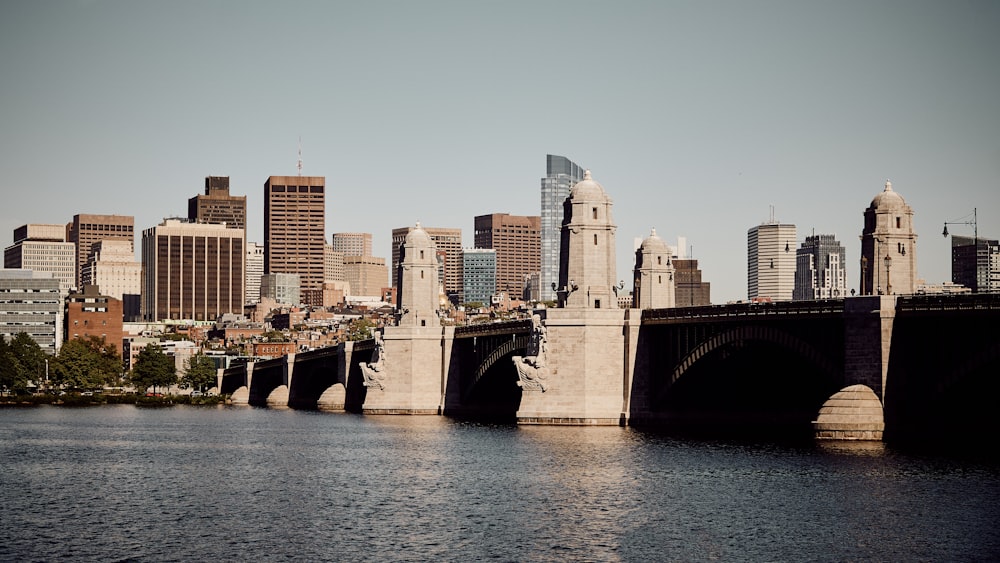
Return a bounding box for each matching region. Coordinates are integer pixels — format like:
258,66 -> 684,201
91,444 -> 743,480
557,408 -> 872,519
594,234 -> 598,246
592,207 -> 598,220
595,299 -> 601,309
896,217 -> 901,229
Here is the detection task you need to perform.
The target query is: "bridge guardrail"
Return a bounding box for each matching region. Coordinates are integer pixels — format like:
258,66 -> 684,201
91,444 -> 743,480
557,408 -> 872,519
642,299 -> 844,323
455,319 -> 533,338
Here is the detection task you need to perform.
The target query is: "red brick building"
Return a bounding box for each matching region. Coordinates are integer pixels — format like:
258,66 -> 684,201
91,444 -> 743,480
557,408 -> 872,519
65,285 -> 124,354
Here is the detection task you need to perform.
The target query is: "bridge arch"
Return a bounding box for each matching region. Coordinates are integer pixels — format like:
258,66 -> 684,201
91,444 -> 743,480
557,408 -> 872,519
465,334 -> 529,398
658,324 -> 840,406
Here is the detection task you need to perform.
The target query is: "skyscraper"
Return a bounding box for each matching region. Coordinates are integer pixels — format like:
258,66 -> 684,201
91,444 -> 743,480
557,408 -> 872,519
747,220 -> 796,301
344,255 -> 388,296
141,219 -> 245,322
793,234 -> 846,300
540,154 -> 585,302
264,175 -> 326,292
673,259 -> 711,306
860,181 -> 918,295
4,224 -> 76,289
245,242 -> 264,304
67,214 -> 134,289
950,234 -> 999,293
473,213 -> 540,300
391,226 -> 462,299
188,176 -> 247,230
462,248 -> 496,305
330,232 -> 373,257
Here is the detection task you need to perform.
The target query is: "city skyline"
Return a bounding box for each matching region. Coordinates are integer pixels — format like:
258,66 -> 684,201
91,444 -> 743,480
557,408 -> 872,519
1,1 -> 997,303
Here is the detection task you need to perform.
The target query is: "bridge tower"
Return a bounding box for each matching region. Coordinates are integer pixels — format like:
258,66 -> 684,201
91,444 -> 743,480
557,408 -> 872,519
558,170 -> 619,309
397,222 -> 439,327
633,228 -> 676,309
860,180 -> 918,295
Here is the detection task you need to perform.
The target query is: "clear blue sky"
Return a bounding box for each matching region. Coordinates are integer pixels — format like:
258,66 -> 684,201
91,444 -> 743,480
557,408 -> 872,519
2,1 -> 997,303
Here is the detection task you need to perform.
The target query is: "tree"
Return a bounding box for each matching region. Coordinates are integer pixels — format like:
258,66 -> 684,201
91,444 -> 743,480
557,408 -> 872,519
9,332 -> 46,387
0,337 -> 25,394
181,354 -> 217,392
129,343 -> 177,393
345,318 -> 376,341
52,336 -> 122,390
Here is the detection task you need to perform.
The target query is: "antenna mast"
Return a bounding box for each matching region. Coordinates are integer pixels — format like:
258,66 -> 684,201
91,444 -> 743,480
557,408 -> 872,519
297,137 -> 303,176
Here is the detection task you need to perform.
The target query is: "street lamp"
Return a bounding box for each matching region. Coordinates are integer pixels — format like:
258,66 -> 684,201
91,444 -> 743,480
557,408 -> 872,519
884,254 -> 892,295
942,208 -> 977,242
860,256 -> 868,295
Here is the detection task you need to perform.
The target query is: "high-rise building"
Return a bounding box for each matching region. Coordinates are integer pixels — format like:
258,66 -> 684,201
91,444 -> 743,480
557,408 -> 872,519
673,259 -> 711,307
188,176 -> 247,230
264,175 -> 326,292
462,248 -> 496,305
141,219 -> 245,322
473,213 -> 540,301
344,255 -> 388,296
793,234 -> 847,300
81,240 -> 141,301
951,235 -> 1000,293
0,269 -> 63,354
245,242 -> 264,304
65,285 -> 124,353
541,154 -> 585,302
330,232 -> 373,257
324,245 -> 345,282
4,224 -> 76,289
860,181 -> 918,295
748,220 -> 796,301
559,170 -> 618,309
392,226 -> 462,299
67,214 -> 134,289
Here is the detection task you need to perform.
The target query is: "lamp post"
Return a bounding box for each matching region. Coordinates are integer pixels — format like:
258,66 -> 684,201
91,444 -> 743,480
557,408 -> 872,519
942,208 -> 977,242
861,256 -> 868,295
884,254 -> 892,295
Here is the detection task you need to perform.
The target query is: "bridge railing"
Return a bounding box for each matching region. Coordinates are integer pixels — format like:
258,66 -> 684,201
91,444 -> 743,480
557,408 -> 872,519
454,319 -> 533,339
897,293 -> 1000,312
643,299 -> 844,323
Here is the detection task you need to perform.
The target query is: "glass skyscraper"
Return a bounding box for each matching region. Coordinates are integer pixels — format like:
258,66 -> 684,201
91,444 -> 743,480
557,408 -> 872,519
540,154 -> 584,302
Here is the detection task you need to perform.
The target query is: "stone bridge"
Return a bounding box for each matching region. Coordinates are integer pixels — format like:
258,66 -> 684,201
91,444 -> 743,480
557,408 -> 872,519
218,294 -> 1000,441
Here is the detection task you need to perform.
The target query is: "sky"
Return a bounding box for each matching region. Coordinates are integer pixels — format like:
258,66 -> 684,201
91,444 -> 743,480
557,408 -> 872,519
1,0 -> 998,304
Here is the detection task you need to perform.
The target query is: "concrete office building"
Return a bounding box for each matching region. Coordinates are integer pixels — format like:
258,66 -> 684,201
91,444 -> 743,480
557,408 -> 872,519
392,226 -> 462,299
0,269 -> 63,354
462,248 -> 496,305
81,240 -> 141,301
674,259 -> 711,306
141,219 -> 245,322
950,235 -> 1000,293
4,224 -> 76,289
345,255 -> 388,297
860,180 -> 918,295
748,220 -> 797,301
188,176 -> 247,230
474,213 -> 540,301
264,175 -> 326,292
324,245 -> 345,282
331,232 -> 373,258
245,242 -> 264,304
67,214 -> 134,289
541,154 -> 585,302
793,234 -> 847,300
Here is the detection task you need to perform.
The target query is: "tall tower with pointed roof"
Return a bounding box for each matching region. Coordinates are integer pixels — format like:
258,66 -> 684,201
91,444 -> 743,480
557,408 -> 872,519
558,170 -> 619,308
397,222 -> 439,326
633,229 -> 676,309
860,180 -> 918,295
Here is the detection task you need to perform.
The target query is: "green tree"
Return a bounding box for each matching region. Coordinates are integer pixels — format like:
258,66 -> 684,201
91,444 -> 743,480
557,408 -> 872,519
9,332 -> 47,387
181,354 -> 217,392
52,336 -> 122,390
261,330 -> 288,342
0,337 -> 25,394
129,343 -> 177,393
345,318 -> 375,341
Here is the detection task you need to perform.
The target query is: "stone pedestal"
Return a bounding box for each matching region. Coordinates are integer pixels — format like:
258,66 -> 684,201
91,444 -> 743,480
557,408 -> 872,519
361,325 -> 446,414
516,308 -> 630,425
813,384 -> 885,440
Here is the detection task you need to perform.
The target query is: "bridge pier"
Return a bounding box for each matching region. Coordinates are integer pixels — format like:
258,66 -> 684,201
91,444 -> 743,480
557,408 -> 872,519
360,326 -> 452,414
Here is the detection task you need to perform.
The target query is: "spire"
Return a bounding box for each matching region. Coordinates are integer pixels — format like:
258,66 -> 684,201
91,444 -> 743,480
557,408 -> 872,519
583,169 -> 592,180
885,179 -> 892,192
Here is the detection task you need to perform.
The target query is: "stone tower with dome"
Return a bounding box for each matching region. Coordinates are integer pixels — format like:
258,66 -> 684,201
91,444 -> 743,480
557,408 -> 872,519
557,170 -> 620,308
633,228 -> 676,309
860,180 -> 918,295
396,222 -> 439,327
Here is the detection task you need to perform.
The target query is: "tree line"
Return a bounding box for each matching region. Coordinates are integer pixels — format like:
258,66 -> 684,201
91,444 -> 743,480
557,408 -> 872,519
0,333 -> 218,395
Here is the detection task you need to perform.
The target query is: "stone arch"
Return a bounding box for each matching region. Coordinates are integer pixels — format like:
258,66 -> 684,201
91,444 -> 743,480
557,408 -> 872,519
659,324 -> 839,404
466,335 -> 529,398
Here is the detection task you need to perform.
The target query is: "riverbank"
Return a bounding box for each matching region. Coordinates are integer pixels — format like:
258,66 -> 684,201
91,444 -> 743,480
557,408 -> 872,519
0,393 -> 227,407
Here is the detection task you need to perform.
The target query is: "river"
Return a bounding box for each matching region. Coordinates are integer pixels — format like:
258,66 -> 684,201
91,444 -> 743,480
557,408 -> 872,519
1,405 -> 998,561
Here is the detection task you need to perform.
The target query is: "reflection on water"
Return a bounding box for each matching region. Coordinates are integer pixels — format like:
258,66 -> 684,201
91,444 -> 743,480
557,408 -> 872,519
1,405 -> 998,562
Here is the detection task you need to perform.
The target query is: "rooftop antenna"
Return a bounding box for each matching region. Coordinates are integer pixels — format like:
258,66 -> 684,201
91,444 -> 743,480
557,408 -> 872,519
297,136 -> 303,176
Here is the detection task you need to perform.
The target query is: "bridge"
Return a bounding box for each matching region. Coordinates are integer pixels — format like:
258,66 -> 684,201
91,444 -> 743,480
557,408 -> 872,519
218,293 -> 1000,442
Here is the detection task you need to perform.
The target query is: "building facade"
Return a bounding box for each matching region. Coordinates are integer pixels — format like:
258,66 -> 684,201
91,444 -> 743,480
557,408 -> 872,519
860,181 -> 918,295
0,269 -> 63,354
141,219 -> 245,322
673,259 -> 711,307
260,273 -> 301,305
188,176 -> 247,230
80,240 -> 141,300
541,154 -> 585,302
264,175 -> 326,292
245,242 -> 264,305
462,248 -> 496,305
65,285 -> 124,353
951,235 -> 1000,293
4,224 -> 76,289
344,255 -> 388,296
391,226 -> 462,299
67,214 -> 134,289
324,245 -> 345,283
793,234 -> 847,300
748,221 -> 797,301
474,213 -> 540,301
330,232 -> 373,257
